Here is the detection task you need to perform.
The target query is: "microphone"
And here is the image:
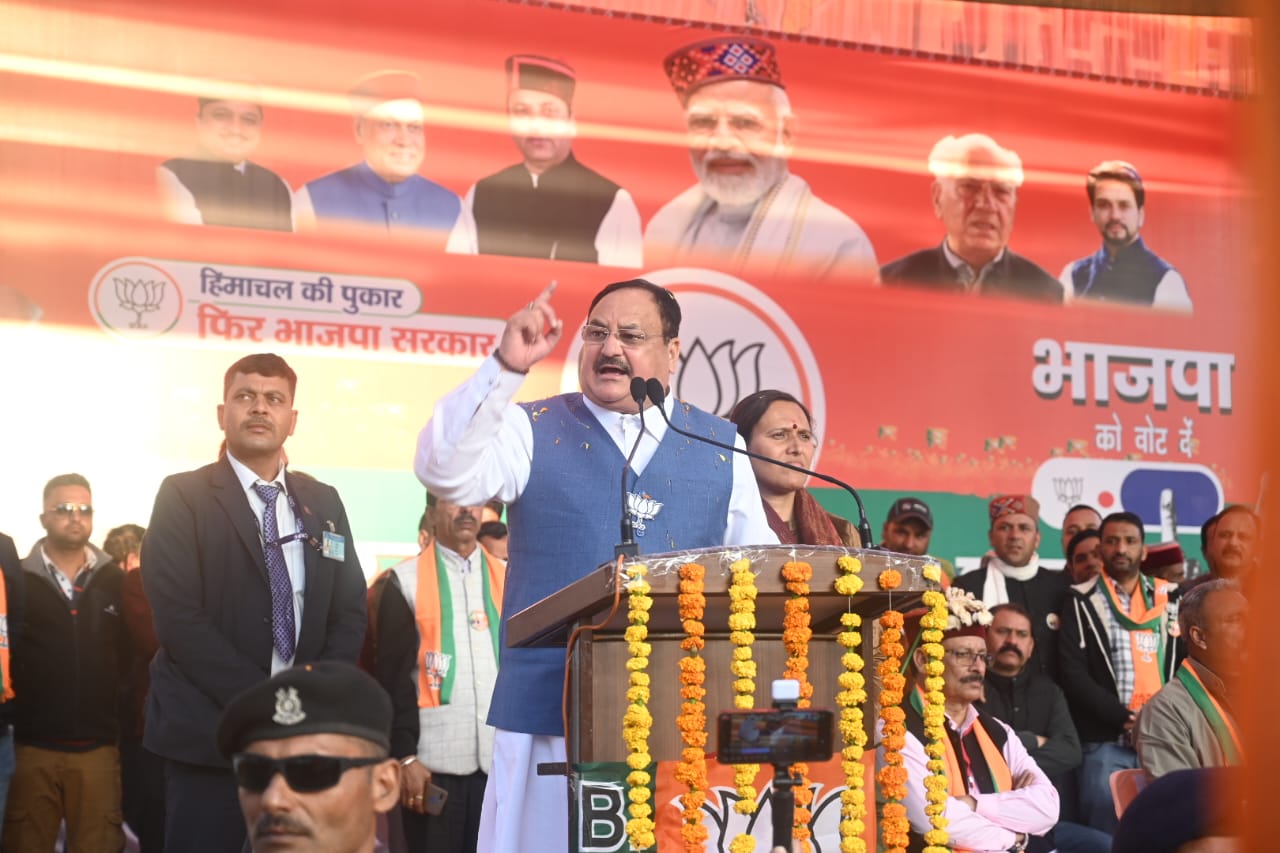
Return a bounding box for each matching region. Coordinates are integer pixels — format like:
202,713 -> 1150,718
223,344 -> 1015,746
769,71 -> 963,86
615,377 -> 650,559
644,378 -> 875,548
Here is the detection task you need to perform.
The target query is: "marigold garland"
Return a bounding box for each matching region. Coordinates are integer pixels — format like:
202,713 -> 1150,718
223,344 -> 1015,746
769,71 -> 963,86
919,580 -> 952,853
675,563 -> 709,852
877,609 -> 909,853
835,554 -> 864,597
782,561 -> 815,852
837,605 -> 868,853
727,558 -> 759,853
622,563 -> 656,851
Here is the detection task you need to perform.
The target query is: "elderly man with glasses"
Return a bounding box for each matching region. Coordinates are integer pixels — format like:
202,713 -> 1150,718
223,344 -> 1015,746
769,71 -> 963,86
217,662 -> 399,853
3,473 -> 129,852
880,588 -> 1059,853
415,277 -> 775,851
880,133 -> 1063,303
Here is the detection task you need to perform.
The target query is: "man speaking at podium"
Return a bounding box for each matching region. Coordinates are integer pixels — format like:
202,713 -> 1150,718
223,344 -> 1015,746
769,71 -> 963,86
415,278 -> 775,851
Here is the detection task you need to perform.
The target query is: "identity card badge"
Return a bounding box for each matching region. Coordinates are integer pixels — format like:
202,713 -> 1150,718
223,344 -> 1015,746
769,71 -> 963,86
321,530 -> 346,561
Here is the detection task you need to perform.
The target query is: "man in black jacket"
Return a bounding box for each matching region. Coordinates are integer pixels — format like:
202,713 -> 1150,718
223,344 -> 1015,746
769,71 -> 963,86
3,474 -> 127,852
955,495 -> 1070,679
1059,512 -> 1180,835
142,353 -> 367,853
980,603 -> 1111,853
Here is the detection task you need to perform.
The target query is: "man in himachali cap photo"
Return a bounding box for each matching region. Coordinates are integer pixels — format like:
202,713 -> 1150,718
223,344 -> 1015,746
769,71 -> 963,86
446,53 -> 643,267
643,35 -> 879,282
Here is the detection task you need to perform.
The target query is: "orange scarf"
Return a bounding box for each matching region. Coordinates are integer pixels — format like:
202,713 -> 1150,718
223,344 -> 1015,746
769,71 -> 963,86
944,708 -> 1012,853
1099,573 -> 1169,710
414,545 -> 504,708
0,575 -> 12,701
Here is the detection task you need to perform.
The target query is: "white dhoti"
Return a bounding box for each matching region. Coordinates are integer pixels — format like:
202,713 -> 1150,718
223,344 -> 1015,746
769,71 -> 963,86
477,730 -> 569,853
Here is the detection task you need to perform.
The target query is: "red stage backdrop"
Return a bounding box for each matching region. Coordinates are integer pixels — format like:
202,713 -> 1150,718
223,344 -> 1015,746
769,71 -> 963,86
0,0 -> 1255,565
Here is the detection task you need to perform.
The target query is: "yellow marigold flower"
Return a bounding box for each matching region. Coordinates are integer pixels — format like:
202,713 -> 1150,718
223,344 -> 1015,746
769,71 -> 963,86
729,630 -> 755,646
922,562 -> 942,582
729,834 -> 757,853
838,555 -> 863,573
626,752 -> 652,770
842,653 -> 866,672
727,612 -> 755,631
733,694 -> 754,708
628,786 -> 651,804
834,575 -> 863,596
629,671 -> 650,686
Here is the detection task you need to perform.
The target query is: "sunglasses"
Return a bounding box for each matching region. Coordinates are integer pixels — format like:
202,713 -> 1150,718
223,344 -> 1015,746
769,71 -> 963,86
232,752 -> 385,794
48,503 -> 93,517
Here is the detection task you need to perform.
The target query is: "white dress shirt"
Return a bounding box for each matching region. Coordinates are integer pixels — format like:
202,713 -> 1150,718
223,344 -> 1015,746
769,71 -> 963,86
226,453 -> 306,674
414,355 -> 777,547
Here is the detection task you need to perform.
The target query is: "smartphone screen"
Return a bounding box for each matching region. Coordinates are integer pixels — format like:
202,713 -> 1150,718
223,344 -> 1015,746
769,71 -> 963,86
716,708 -> 835,765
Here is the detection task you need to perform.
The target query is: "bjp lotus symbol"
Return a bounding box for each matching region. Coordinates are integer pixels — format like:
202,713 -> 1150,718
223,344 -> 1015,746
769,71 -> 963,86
675,337 -> 765,417
113,277 -> 166,329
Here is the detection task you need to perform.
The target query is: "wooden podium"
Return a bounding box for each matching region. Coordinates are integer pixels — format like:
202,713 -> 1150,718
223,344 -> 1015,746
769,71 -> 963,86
506,545 -> 938,763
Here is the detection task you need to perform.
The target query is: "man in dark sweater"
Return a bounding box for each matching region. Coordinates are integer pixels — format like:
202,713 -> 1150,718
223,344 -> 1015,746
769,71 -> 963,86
881,132 -> 1062,303
448,54 -> 642,267
157,96 -> 293,231
3,474 -> 127,852
979,603 -> 1110,853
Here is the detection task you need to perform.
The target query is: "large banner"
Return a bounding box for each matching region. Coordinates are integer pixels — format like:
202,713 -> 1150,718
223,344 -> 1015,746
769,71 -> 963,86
0,0 -> 1254,565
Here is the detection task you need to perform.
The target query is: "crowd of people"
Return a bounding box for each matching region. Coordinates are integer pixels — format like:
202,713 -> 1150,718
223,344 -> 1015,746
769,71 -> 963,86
0,277 -> 1250,852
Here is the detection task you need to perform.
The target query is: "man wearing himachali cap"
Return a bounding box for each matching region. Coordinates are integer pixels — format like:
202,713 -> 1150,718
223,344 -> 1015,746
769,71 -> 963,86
954,495 -> 1071,680
447,55 -> 643,267
644,37 -> 878,281
881,588 -> 1058,853
295,71 -> 460,238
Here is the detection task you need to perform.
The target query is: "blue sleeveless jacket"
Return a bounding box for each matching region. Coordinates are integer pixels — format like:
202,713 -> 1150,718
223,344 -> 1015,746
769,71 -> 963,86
491,393 -> 733,735
304,162 -> 459,234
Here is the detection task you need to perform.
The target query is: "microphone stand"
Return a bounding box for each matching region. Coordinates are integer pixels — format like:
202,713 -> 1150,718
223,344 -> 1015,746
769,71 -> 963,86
615,377 -> 651,559
643,378 -> 875,549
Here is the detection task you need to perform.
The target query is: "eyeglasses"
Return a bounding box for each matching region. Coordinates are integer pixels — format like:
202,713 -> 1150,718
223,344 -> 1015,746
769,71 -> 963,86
232,753 -> 386,794
580,324 -> 657,348
954,179 -> 1015,203
945,650 -> 994,666
48,503 -> 93,517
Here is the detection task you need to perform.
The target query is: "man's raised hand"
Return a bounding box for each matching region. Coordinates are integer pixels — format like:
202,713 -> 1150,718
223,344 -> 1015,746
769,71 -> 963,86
494,281 -> 564,373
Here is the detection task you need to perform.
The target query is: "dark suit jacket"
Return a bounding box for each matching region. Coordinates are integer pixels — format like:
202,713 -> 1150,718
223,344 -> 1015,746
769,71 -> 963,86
141,458 -> 367,766
880,244 -> 1064,303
